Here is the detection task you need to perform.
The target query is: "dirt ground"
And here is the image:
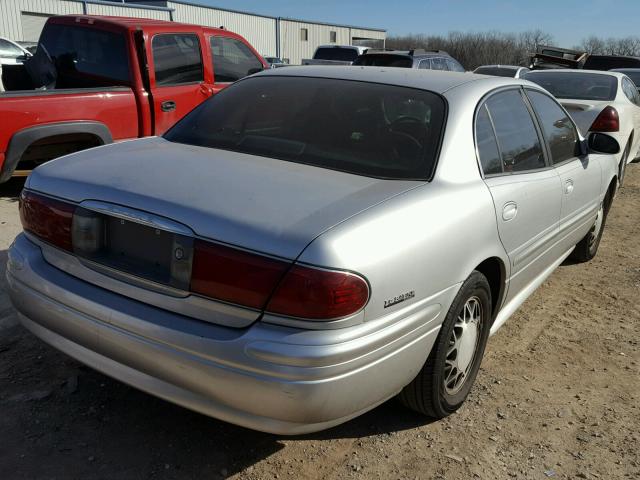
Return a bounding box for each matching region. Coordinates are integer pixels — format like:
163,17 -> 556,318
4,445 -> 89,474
0,166 -> 638,480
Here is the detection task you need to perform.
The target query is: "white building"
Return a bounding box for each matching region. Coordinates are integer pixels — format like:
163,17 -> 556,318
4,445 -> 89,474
0,0 -> 386,64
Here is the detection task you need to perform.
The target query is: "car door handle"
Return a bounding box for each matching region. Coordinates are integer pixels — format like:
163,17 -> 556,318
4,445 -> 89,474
502,202 -> 518,221
161,100 -> 176,112
564,180 -> 574,194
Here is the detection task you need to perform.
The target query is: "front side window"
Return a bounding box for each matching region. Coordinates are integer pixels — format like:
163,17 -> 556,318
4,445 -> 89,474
165,76 -> 447,180
484,89 -> 546,173
475,104 -> 502,175
0,39 -> 24,57
527,90 -> 579,165
152,33 -> 203,86
39,24 -> 130,86
210,36 -> 262,83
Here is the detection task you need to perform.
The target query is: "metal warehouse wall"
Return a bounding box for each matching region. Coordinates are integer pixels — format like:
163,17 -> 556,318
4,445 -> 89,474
0,0 -> 82,41
85,3 -> 170,20
279,20 -> 351,65
167,1 -> 276,57
0,0 -> 385,62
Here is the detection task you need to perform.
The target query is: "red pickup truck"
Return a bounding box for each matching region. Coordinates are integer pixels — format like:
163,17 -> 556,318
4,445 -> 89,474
0,15 -> 268,183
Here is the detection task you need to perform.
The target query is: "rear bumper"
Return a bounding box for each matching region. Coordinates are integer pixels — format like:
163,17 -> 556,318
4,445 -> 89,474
6,234 -> 444,434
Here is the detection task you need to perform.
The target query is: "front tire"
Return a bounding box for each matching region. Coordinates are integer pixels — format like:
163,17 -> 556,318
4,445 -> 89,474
398,271 -> 491,418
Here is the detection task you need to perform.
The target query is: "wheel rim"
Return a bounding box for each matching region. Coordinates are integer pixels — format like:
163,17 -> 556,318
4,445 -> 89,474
588,203 -> 604,250
444,296 -> 484,395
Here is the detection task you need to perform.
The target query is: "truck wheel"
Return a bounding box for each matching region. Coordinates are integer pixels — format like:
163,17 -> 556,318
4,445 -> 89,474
398,271 -> 491,418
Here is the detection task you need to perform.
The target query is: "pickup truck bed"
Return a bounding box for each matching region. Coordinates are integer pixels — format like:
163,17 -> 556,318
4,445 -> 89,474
0,14 -> 267,184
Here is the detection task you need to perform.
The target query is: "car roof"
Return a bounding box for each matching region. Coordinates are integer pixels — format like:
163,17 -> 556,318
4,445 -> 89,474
610,68 -> 640,72
475,65 -> 524,70
257,65 -> 530,94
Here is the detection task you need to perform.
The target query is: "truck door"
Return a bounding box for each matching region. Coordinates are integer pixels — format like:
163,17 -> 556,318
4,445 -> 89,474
149,32 -> 214,134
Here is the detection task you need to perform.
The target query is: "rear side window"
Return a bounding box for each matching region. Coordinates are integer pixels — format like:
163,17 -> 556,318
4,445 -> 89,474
431,58 -> 447,70
39,24 -> 130,86
418,59 -> 431,69
210,36 -> 263,83
527,90 -> 579,165
475,105 -> 502,175
621,77 -> 640,105
484,90 -> 545,173
165,76 -> 447,180
152,34 -> 203,86
446,58 -> 465,72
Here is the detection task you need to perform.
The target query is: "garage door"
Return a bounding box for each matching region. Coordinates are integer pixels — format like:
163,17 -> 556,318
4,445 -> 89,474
20,13 -> 52,42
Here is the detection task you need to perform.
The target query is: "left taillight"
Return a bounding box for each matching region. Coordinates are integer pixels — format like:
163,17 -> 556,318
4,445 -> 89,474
19,190 -> 76,251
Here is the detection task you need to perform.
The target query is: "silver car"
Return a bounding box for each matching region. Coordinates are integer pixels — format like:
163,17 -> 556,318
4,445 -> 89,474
6,67 -> 620,434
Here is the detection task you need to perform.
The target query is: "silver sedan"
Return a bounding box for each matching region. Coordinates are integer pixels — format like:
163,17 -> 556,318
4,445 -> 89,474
6,66 -> 620,434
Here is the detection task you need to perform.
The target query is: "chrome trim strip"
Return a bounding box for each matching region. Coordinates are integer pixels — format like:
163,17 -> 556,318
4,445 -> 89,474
79,200 -> 194,236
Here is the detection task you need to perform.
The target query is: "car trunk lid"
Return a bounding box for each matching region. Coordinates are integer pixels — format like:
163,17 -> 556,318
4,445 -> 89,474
558,99 -> 610,135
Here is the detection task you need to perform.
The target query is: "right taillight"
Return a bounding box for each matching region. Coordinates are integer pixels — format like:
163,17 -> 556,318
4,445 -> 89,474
590,106 -> 619,132
19,190 -> 75,252
265,265 -> 369,320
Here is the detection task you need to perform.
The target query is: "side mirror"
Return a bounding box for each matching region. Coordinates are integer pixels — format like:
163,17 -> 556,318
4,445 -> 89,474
588,132 -> 621,155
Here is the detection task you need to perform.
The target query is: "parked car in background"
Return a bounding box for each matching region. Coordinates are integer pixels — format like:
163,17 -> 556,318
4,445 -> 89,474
353,48 -> 465,71
264,56 -> 288,68
16,41 -> 38,55
0,14 -> 267,184
525,69 -> 640,184
302,45 -> 368,65
473,65 -> 529,78
0,36 -> 32,65
610,68 -> 640,93
583,55 -> 640,71
7,67 -> 620,434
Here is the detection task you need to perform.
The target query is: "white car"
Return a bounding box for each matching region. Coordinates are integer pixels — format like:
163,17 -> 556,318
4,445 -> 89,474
0,36 -> 32,66
473,65 -> 529,78
525,69 -> 640,184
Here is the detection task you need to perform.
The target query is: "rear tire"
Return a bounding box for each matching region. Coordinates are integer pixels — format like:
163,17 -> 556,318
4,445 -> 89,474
570,191 -> 611,263
398,271 -> 491,418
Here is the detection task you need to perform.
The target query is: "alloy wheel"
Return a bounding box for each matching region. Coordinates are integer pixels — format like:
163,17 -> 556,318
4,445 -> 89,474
444,296 -> 484,395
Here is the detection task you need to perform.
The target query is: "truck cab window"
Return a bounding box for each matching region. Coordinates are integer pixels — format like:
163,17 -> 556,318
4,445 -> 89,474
152,34 -> 203,86
210,36 -> 263,83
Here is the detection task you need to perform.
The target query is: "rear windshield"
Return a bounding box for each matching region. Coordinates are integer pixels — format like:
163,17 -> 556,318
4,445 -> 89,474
164,76 -> 446,180
474,67 -> 518,78
353,54 -> 412,68
314,47 -> 359,62
525,72 -> 618,101
39,24 -> 130,87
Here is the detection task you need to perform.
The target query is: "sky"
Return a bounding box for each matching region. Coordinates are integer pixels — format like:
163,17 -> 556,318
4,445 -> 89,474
195,0 -> 640,47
